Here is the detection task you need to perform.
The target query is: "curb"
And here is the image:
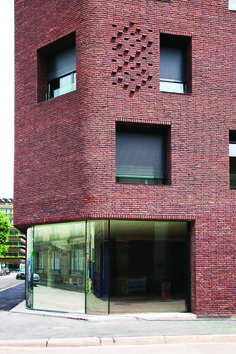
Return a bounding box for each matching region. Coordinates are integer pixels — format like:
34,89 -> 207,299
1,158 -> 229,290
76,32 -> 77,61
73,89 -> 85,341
0,335 -> 235,347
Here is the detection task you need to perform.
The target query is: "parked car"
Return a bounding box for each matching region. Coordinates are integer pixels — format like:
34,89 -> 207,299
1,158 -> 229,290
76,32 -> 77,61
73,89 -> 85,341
16,269 -> 40,285
0,268 -> 10,276
3,268 -> 10,275
33,273 -> 40,285
16,269 -> 26,279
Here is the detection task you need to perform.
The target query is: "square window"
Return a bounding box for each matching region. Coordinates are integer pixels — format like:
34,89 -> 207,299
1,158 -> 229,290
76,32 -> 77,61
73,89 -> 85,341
116,123 -> 170,185
37,32 -> 76,102
229,131 -> 236,189
160,33 -> 192,94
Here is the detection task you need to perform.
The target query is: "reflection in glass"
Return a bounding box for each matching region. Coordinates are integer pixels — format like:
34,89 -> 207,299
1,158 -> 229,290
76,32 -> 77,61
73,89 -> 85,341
26,227 -> 33,309
26,220 -> 189,314
86,221 -> 109,314
33,222 -> 86,313
109,221 -> 188,314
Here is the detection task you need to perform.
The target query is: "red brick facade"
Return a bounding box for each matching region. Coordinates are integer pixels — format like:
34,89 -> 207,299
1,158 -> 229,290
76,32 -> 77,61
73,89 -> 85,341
14,0 -> 235,316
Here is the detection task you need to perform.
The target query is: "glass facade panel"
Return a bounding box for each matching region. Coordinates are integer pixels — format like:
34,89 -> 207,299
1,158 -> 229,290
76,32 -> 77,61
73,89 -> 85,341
26,220 -> 189,314
33,222 -> 86,313
26,227 -> 34,309
109,220 -> 188,314
86,221 -> 109,314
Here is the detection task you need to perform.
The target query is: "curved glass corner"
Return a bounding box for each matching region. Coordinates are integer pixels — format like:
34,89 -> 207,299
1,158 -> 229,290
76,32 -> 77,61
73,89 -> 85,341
26,220 -> 190,314
28,222 -> 86,313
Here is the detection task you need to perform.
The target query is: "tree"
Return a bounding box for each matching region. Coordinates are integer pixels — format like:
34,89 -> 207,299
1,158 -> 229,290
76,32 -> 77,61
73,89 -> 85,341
0,211 -> 11,256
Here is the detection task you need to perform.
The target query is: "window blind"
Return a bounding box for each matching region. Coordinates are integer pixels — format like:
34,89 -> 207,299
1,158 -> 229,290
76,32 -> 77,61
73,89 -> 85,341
160,46 -> 186,83
116,128 -> 167,179
47,46 -> 76,81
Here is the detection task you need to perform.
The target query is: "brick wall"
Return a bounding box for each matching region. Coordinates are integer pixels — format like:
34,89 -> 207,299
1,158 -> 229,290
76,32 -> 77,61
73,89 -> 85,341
14,0 -> 235,315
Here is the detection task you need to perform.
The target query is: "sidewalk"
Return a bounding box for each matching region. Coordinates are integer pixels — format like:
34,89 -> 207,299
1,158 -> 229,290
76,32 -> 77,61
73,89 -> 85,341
0,300 -> 234,347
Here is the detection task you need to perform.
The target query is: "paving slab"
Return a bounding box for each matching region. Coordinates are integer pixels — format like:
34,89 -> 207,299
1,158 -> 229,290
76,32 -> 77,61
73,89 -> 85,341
47,337 -> 101,347
11,300 -> 197,321
0,299 -> 234,348
0,339 -> 47,347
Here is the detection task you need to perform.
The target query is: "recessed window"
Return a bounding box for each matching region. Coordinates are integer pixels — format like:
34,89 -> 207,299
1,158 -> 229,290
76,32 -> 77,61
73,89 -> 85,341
229,0 -> 236,11
160,33 -> 192,94
116,123 -> 170,185
229,131 -> 236,189
37,32 -> 76,102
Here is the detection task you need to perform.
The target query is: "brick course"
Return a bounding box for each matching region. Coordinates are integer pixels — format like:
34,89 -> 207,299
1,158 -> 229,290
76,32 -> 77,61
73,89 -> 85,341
14,0 -> 235,316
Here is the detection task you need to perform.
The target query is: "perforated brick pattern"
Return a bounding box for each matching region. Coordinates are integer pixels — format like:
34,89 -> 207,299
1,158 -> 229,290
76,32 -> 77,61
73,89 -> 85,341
110,22 -> 154,94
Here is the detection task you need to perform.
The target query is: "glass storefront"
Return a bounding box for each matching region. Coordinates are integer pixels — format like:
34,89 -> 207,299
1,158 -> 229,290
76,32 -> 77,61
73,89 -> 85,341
109,220 -> 189,313
32,222 -> 86,313
27,220 -> 190,314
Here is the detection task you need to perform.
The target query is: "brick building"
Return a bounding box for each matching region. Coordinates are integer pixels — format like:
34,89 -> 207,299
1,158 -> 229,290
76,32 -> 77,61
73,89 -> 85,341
14,0 -> 235,315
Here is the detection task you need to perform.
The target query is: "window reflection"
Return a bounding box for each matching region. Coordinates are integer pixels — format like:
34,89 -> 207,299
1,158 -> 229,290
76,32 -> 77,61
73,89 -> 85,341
28,220 -> 190,314
33,222 -> 86,313
109,221 -> 189,314
86,221 -> 109,314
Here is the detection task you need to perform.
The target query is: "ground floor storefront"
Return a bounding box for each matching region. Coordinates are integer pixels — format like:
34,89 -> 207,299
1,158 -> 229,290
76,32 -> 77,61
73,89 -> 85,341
26,220 -> 191,314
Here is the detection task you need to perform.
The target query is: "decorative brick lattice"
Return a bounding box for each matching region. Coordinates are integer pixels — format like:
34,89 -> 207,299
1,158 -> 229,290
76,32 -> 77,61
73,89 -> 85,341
110,22 -> 154,94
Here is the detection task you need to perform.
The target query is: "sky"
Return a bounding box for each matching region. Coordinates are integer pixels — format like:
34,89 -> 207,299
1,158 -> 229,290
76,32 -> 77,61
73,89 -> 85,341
0,0 -> 14,198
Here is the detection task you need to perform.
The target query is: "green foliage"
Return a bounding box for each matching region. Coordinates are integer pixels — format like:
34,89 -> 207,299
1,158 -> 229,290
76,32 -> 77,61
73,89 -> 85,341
0,211 -> 11,256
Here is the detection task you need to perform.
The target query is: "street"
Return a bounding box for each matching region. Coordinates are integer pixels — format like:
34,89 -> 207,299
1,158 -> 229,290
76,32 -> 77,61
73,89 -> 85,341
0,272 -> 24,291
0,273 -> 25,311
